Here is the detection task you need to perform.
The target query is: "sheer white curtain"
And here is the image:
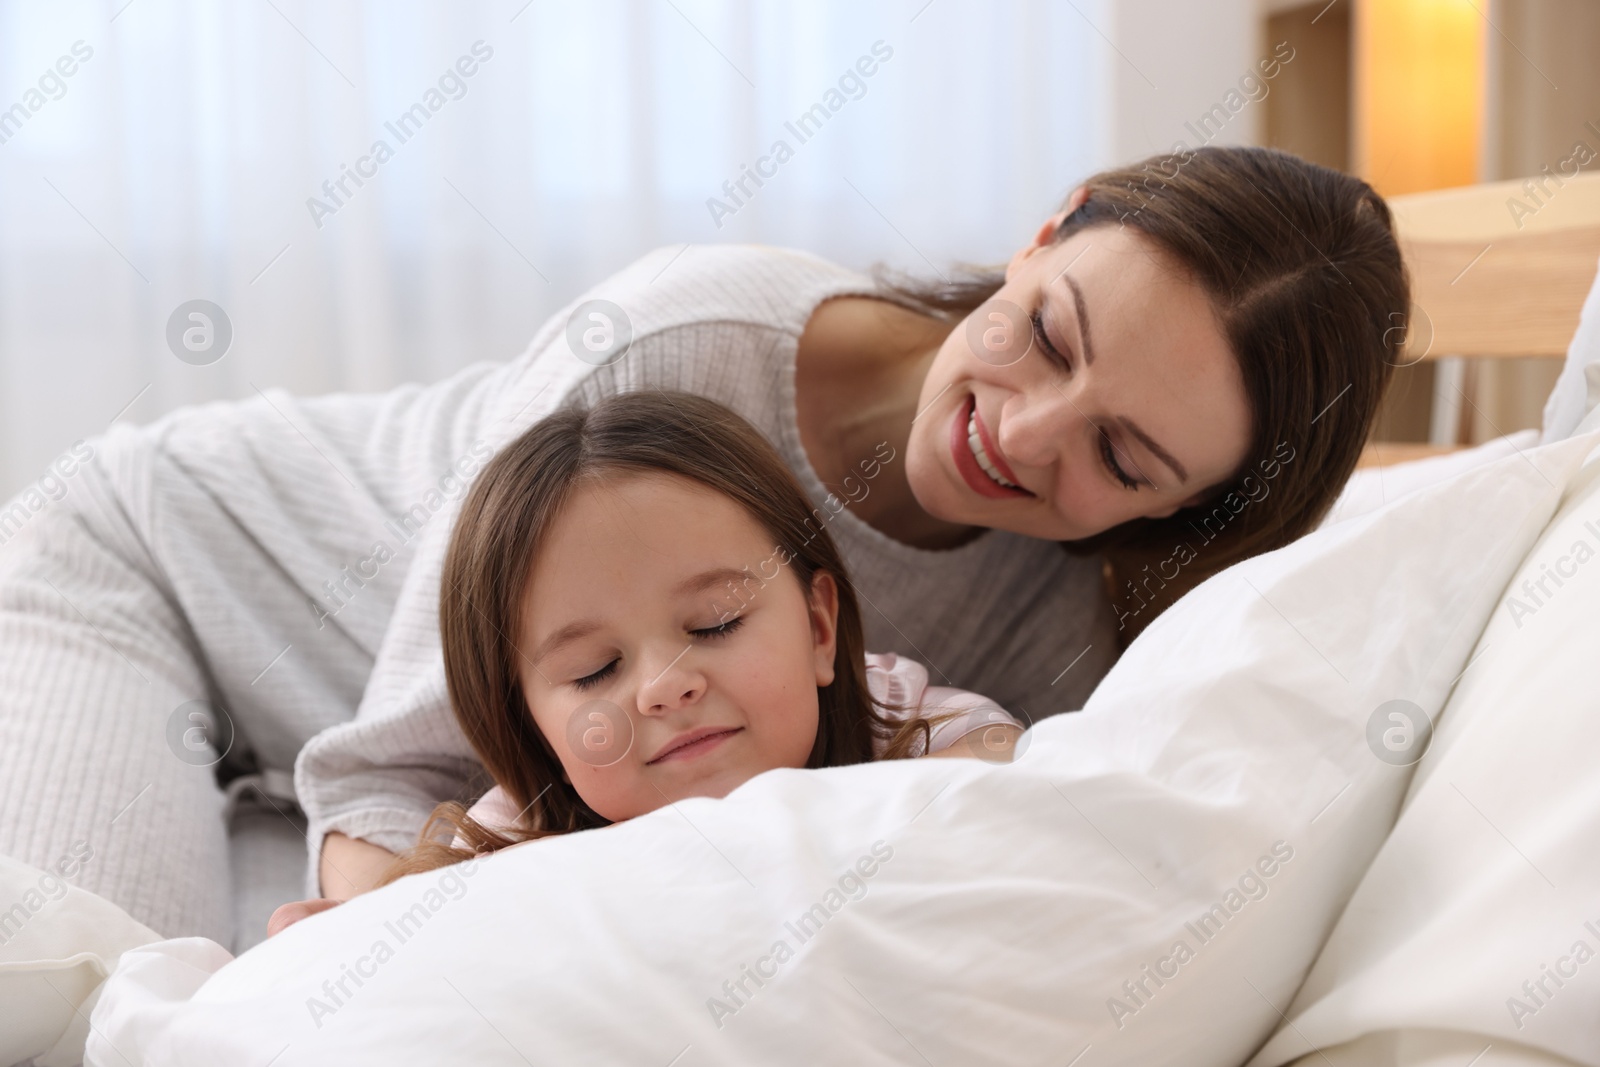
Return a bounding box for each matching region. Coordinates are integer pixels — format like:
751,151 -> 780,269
0,0 -> 1111,498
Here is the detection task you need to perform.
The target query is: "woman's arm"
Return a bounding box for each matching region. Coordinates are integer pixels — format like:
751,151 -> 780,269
296,315 -> 602,899
319,832 -> 398,900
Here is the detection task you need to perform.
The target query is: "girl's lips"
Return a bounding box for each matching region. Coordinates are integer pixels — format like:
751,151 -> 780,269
949,394 -> 1031,500
646,726 -> 742,764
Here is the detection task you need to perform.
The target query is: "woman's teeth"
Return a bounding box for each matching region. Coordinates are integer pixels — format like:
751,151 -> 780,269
967,409 -> 1018,489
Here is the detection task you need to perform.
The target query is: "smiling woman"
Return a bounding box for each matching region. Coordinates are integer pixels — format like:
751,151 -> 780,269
904,216 -> 1254,541
873,146 -> 1408,602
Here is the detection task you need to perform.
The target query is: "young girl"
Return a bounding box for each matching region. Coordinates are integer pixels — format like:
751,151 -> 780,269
271,391 -> 1019,933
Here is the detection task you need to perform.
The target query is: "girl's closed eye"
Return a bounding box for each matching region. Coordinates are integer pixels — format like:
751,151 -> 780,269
572,615 -> 744,690
572,658 -> 618,691
690,615 -> 744,640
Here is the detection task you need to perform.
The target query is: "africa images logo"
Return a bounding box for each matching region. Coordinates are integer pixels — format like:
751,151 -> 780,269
705,40 -> 894,229
706,841 -> 894,1029
1105,841 -> 1294,1029
1501,513 -> 1600,629
306,41 -> 495,229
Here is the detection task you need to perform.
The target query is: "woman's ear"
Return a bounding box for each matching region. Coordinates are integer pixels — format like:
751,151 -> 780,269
1005,186 -> 1089,281
807,571 -> 840,688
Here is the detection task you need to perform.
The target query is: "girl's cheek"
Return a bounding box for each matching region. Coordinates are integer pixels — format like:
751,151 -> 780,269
553,696 -> 635,769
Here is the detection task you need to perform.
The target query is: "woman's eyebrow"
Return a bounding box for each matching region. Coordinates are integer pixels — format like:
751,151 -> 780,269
1117,415 -> 1189,484
1060,274 -> 1096,367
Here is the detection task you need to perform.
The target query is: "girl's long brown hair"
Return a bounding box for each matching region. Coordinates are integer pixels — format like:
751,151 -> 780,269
378,391 -> 938,885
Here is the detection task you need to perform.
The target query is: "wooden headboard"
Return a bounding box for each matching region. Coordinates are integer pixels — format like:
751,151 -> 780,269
1362,171 -> 1600,466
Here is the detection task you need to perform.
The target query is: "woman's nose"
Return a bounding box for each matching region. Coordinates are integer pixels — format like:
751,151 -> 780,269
635,644 -> 706,716
998,387 -> 1082,470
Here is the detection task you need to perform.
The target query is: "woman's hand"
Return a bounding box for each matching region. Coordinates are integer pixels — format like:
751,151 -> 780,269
267,897 -> 342,938
319,831 -> 397,900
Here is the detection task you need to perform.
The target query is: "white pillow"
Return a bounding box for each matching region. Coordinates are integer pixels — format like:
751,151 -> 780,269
1281,1030 -> 1588,1067
0,853 -> 160,1067
87,432 -> 1596,1067
1542,252 -> 1600,443
1250,432 -> 1600,1066
1320,430 -> 1539,529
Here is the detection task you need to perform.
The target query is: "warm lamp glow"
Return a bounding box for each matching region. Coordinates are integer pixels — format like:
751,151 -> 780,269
1354,0 -> 1485,196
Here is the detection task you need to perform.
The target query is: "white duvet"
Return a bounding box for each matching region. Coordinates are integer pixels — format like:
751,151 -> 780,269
83,432 -> 1598,1067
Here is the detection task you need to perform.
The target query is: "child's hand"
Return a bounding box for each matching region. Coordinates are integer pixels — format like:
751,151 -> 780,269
267,897 -> 342,938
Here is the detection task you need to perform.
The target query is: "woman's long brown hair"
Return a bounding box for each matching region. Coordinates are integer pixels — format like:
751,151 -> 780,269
378,391 -> 939,885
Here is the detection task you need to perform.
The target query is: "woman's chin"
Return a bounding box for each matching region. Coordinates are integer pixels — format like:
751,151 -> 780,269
908,443 -> 1090,543
904,448 -> 963,521
907,453 -> 998,528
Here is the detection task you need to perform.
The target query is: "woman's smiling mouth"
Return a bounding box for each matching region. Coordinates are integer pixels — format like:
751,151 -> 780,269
950,394 -> 1031,499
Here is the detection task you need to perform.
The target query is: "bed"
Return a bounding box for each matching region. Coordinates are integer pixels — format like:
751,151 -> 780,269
6,173 -> 1600,1067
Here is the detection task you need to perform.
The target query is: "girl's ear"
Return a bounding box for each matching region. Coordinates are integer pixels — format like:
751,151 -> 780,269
807,571 -> 840,688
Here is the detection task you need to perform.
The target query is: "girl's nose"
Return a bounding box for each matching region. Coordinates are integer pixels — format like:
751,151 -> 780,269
635,644 -> 706,716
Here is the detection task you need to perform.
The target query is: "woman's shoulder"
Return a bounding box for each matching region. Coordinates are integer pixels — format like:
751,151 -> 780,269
586,244 -> 874,340
480,245 -> 878,472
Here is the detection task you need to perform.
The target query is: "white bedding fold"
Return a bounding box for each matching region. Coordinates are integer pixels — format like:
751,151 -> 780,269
84,427 -> 1599,1067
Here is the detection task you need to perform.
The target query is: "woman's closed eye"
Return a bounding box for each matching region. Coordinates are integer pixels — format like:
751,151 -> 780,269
1030,310 -> 1071,371
1033,305 -> 1142,491
1099,431 -> 1140,490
